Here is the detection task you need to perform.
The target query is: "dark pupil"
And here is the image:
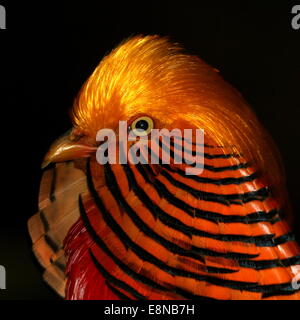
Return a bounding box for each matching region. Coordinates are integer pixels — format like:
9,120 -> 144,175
135,119 -> 149,131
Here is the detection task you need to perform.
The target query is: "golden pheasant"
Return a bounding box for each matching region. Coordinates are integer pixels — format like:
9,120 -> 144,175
28,35 -> 300,300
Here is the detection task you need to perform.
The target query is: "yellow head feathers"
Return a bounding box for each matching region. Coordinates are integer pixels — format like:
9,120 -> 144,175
71,35 -> 287,206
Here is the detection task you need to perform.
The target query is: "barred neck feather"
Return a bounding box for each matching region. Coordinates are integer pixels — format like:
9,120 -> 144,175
63,138 -> 300,299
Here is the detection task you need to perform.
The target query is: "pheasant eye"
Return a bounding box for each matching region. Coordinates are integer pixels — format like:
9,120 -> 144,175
131,116 -> 154,136
136,120 -> 148,131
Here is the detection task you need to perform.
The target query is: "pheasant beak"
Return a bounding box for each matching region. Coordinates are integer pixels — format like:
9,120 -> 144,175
41,129 -> 97,169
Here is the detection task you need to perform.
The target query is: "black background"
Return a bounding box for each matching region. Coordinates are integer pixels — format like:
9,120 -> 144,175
0,1 -> 299,300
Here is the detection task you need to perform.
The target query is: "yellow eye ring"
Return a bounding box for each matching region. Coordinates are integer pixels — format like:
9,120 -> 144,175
131,116 -> 154,136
